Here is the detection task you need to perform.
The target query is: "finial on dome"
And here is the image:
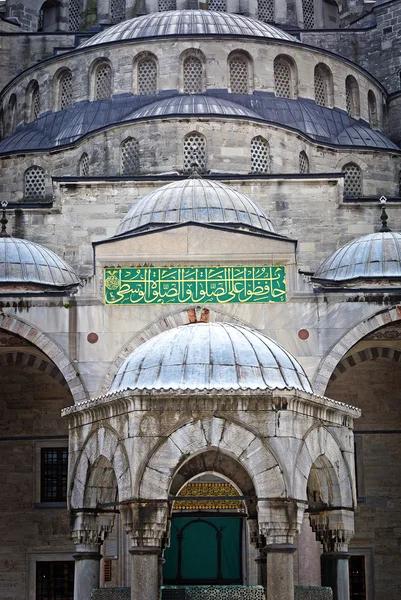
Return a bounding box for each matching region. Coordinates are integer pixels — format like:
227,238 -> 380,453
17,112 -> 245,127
379,196 -> 391,232
0,201 -> 10,238
188,162 -> 202,179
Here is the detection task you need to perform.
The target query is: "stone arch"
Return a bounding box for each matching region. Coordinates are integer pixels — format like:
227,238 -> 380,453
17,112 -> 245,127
329,346 -> 401,384
139,417 -> 287,500
84,454 -> 118,507
100,307 -> 248,394
70,425 -> 131,508
312,306 -> 401,395
0,314 -> 87,403
0,349 -> 69,389
294,425 -> 354,508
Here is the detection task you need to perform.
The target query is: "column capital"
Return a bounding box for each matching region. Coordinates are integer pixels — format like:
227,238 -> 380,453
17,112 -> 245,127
310,509 -> 354,553
71,511 -> 115,549
120,501 -> 168,548
258,499 -> 307,545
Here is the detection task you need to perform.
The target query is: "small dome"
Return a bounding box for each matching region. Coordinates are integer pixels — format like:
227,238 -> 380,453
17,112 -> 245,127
0,237 -> 80,289
109,322 -> 312,394
313,231 -> 401,283
116,179 -> 275,236
80,10 -> 298,48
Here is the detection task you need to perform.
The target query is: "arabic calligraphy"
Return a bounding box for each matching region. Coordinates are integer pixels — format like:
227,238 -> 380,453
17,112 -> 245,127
104,266 -> 286,305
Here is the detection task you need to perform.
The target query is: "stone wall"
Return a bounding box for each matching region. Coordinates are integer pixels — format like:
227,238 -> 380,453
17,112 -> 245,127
294,587 -> 332,600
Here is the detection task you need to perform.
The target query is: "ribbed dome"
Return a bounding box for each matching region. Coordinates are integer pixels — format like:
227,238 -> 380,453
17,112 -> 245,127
116,179 -> 275,236
0,237 -> 80,289
313,231 -> 401,283
80,10 -> 298,48
109,322 -> 312,394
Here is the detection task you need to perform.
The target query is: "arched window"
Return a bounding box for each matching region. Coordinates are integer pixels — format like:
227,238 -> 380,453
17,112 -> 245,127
137,56 -> 157,95
37,1 -> 61,32
314,64 -> 332,107
78,153 -> 89,176
8,94 -> 17,135
69,0 -> 83,30
158,0 -> 176,9
302,0 -> 315,28
299,151 -> 309,174
94,62 -> 112,100
343,163 -> 362,198
24,166 -> 46,201
183,132 -> 206,173
345,75 -> 360,118
274,56 -> 294,99
258,0 -> 274,22
183,56 -> 203,94
229,54 -> 250,95
208,0 -> 226,9
58,70 -> 73,111
251,136 -> 270,174
121,138 -> 139,175
110,0 -> 126,23
0,109 -> 4,140
27,81 -> 41,123
368,90 -> 378,128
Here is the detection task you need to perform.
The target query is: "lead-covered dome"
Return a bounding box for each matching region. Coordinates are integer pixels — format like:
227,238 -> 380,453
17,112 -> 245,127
80,10 -> 298,48
313,231 -> 401,284
0,237 -> 80,290
116,179 -> 275,236
109,322 -> 312,394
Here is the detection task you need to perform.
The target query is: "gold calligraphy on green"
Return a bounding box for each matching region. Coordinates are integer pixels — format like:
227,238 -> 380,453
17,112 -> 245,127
104,266 -> 286,305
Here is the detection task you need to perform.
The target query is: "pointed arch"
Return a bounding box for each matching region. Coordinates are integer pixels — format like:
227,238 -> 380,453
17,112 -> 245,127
182,50 -> 205,94
274,55 -> 297,99
91,59 -> 113,101
368,90 -> 378,129
54,68 -> 73,111
228,51 -> 252,95
26,80 -> 40,123
314,63 -> 333,108
7,94 -> 17,135
345,75 -> 360,118
135,52 -> 158,95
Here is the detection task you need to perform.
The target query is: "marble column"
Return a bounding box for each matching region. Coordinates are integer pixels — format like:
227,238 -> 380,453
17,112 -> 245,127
129,546 -> 160,600
265,544 -> 297,600
73,543 -> 102,600
321,552 -> 350,600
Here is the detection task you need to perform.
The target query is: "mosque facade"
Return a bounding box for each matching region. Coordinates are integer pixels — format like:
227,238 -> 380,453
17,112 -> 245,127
0,1 -> 400,600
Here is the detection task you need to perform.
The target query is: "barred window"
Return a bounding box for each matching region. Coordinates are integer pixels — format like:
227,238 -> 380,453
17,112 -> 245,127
59,71 -> 73,111
183,132 -> 206,172
95,63 -> 112,100
299,151 -> 309,174
137,57 -> 157,95
208,0 -> 226,9
69,0 -> 83,30
41,447 -> 68,502
121,137 -> 139,175
110,0 -> 126,23
274,58 -> 291,98
346,76 -> 359,117
302,0 -> 315,28
38,7 -> 44,31
258,0 -> 274,22
314,72 -> 326,107
28,82 -> 41,122
78,153 -> 89,176
229,55 -> 249,94
343,163 -> 362,198
251,136 -> 269,174
36,561 -> 74,600
368,90 -> 378,128
8,95 -> 17,135
183,56 -> 203,94
24,166 -> 46,201
158,0 -> 176,9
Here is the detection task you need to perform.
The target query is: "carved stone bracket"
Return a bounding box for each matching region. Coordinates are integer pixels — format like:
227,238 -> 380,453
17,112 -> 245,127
258,499 -> 307,545
309,509 -> 354,553
120,501 -> 168,548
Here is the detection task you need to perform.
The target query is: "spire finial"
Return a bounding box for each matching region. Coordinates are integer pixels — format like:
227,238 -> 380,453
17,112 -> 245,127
0,201 -> 10,238
379,196 -> 391,232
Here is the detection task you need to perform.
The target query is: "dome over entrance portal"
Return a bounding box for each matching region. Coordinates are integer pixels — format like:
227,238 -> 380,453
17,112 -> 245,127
108,322 -> 313,394
79,10 -> 298,48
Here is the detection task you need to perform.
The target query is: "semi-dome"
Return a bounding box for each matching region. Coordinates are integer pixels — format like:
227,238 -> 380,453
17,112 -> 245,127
115,178 -> 275,236
0,237 -> 80,290
109,322 -> 312,394
313,231 -> 401,284
80,10 -> 298,48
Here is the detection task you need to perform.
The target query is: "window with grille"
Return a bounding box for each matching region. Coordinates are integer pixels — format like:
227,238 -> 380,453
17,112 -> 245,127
137,58 -> 157,95
229,56 -> 249,94
208,0 -> 226,10
343,163 -> 362,198
346,76 -> 359,117
59,71 -> 73,111
158,0 -> 176,9
274,59 -> 291,98
302,0 -> 315,28
121,138 -> 139,175
8,95 -> 17,135
183,133 -> 206,172
69,0 -> 83,30
111,0 -> 126,23
183,56 -> 203,94
38,8 -> 44,31
29,83 -> 41,122
95,63 -> 112,100
40,447 -> 68,502
368,91 -> 377,128
78,153 -> 89,176
299,151 -> 309,174
24,166 -> 46,201
36,561 -> 74,600
314,70 -> 327,107
251,136 -> 269,174
258,0 -> 274,22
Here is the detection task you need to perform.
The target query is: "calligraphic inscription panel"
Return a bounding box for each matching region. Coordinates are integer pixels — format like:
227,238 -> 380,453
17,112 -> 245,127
104,266 -> 286,305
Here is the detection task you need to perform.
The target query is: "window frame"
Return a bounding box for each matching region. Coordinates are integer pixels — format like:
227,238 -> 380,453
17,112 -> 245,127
28,553 -> 74,600
33,439 -> 68,508
348,547 -> 375,600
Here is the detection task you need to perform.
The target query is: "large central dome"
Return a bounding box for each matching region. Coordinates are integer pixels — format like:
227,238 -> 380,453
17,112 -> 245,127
80,10 -> 298,48
109,323 -> 312,394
